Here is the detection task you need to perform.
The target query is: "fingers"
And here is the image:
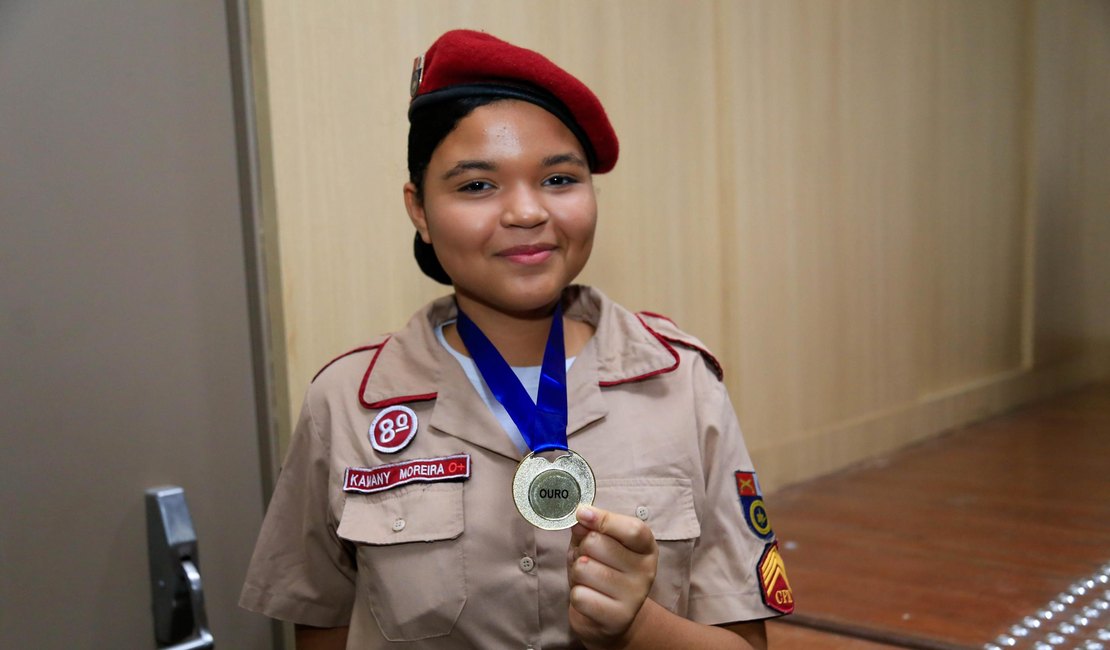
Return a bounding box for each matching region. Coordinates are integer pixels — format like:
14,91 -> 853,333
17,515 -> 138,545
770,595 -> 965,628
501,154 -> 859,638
567,505 -> 659,602
568,542 -> 646,600
566,505 -> 660,646
568,583 -> 628,632
573,529 -> 653,580
569,519 -> 590,549
576,505 -> 656,555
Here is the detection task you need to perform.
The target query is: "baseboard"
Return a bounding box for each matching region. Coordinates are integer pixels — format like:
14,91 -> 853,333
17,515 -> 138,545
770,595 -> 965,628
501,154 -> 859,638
757,353 -> 1108,493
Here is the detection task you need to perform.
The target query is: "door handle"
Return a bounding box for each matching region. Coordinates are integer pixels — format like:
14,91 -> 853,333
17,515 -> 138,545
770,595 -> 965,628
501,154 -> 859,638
146,486 -> 215,649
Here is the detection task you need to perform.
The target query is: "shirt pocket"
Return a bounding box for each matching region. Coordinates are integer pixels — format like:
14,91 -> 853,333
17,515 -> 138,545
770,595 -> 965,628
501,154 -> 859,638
594,478 -> 702,613
337,483 -> 466,641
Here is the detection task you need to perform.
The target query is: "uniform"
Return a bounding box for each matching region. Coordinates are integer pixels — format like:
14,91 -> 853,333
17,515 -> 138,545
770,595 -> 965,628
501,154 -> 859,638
240,285 -> 792,649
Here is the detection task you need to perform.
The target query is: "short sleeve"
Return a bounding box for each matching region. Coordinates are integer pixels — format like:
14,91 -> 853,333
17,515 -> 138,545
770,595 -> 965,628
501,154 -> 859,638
686,364 -> 785,624
239,393 -> 356,627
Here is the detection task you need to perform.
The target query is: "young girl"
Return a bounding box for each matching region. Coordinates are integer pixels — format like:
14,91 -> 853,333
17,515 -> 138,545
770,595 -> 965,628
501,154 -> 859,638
241,29 -> 791,649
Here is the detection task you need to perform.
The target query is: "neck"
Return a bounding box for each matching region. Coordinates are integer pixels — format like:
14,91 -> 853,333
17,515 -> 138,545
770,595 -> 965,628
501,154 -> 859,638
451,295 -> 558,366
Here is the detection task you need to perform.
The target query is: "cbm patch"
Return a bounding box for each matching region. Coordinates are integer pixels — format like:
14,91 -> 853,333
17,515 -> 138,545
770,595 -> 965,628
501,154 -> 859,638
735,471 -> 774,541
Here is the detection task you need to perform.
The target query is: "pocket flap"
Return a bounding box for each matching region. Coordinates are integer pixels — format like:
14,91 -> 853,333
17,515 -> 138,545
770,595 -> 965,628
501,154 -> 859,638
594,478 -> 700,541
337,483 -> 464,545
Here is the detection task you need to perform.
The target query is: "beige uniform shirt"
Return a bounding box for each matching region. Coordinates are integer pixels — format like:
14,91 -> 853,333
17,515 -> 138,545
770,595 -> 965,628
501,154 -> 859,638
241,286 -> 789,648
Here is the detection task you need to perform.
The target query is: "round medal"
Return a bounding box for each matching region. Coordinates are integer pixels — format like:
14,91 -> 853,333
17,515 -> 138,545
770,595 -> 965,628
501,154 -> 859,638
512,450 -> 595,530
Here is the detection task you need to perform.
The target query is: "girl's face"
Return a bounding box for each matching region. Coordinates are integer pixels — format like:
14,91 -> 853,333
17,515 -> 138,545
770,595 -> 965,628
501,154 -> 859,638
405,100 -> 597,318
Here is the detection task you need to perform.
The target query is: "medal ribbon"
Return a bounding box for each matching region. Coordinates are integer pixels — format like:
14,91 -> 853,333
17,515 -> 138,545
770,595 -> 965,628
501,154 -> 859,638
455,302 -> 568,453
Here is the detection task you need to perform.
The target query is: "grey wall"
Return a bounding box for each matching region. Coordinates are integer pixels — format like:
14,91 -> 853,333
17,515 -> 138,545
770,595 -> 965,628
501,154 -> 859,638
1,2 -> 273,648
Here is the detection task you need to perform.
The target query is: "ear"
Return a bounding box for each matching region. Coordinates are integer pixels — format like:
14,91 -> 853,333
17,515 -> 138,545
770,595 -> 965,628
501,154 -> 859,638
403,182 -> 432,244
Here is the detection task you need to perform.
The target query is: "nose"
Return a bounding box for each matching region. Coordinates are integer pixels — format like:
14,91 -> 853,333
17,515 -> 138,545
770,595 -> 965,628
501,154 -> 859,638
500,184 -> 549,228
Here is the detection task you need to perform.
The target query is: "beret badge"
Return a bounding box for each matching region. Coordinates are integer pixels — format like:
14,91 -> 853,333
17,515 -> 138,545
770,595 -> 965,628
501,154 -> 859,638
409,55 -> 424,99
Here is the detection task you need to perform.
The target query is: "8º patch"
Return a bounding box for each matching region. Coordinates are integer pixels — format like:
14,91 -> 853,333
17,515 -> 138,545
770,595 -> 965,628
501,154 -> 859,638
369,405 -> 418,454
735,471 -> 774,540
758,541 -> 795,615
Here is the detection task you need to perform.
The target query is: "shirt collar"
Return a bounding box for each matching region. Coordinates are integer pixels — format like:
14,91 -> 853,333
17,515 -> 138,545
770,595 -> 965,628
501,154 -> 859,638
357,286 -> 681,460
360,286 -> 679,409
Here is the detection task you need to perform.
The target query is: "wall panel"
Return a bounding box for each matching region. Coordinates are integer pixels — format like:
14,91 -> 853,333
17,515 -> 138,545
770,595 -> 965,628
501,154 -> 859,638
1033,0 -> 1110,366
253,0 -> 1109,491
717,1 -> 1029,452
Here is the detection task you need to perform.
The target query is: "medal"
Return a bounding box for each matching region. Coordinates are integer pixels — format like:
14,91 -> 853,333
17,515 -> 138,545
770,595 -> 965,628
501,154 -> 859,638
457,302 -> 594,530
513,450 -> 595,530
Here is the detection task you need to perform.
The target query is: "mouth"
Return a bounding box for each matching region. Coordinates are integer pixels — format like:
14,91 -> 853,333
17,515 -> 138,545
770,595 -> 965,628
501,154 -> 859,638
497,244 -> 556,265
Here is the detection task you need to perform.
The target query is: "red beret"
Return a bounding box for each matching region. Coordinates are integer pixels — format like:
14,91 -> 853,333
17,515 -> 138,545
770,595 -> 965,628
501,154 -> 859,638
409,29 -> 619,174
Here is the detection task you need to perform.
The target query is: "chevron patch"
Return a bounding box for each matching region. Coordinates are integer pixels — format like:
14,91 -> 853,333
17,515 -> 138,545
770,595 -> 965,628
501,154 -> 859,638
757,541 -> 795,615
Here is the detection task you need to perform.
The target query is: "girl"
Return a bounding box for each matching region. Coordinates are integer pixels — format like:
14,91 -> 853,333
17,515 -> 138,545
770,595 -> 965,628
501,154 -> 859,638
241,29 -> 790,649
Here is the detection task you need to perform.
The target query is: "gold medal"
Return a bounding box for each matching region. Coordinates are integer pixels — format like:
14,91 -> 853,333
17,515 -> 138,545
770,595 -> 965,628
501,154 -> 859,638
512,450 -> 595,530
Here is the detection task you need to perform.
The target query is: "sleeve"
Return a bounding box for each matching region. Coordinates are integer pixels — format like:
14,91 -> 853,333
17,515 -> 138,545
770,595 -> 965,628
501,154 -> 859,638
685,361 -> 789,624
239,392 -> 357,627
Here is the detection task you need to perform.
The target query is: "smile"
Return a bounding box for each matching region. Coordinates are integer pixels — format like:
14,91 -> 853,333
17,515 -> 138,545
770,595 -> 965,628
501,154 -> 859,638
497,245 -> 555,265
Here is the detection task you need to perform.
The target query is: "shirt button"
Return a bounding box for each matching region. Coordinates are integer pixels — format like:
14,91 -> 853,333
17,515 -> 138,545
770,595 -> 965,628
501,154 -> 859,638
636,506 -> 650,521
519,556 -> 536,573
391,518 -> 406,532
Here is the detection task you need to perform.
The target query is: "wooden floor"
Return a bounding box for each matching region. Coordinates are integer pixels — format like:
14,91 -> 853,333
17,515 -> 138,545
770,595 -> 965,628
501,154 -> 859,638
767,619 -> 907,648
766,382 -> 1110,649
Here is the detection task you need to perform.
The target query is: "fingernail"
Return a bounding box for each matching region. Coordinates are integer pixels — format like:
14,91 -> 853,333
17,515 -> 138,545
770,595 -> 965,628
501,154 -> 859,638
577,505 -> 597,524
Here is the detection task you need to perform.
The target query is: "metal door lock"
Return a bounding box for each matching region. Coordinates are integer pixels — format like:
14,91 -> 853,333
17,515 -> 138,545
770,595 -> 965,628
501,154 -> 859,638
146,486 -> 215,649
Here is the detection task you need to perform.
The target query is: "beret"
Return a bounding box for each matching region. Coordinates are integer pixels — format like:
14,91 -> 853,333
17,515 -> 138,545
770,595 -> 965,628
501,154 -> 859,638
409,29 -> 619,174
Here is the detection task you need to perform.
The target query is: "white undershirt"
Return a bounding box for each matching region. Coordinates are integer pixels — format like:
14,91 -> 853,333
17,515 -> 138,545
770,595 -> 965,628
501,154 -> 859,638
436,320 -> 575,455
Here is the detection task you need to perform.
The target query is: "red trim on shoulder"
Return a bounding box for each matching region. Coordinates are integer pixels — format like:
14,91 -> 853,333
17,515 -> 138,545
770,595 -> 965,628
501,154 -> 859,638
636,310 -> 676,326
635,311 -> 725,381
598,314 -> 681,387
355,336 -> 439,410
363,393 -> 438,410
313,343 -> 385,383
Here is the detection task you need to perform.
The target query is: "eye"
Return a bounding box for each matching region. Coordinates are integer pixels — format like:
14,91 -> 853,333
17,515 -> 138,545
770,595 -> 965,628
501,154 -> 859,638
543,174 -> 579,187
458,180 -> 494,193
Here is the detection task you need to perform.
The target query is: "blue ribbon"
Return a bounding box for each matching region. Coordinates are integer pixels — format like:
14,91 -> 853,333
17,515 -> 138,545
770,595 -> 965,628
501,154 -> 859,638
455,303 -> 568,453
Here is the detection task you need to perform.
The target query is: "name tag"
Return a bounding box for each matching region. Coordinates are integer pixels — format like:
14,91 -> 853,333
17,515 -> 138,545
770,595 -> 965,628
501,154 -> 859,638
344,454 -> 470,494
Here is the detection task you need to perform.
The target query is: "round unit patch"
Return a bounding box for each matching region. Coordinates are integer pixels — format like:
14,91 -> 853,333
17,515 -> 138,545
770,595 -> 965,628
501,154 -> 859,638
748,498 -> 774,538
368,405 -> 418,454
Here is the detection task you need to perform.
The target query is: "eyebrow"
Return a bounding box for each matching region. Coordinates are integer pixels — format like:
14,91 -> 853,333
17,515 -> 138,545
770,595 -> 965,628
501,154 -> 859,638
440,152 -> 588,181
441,160 -> 497,181
542,153 -> 588,169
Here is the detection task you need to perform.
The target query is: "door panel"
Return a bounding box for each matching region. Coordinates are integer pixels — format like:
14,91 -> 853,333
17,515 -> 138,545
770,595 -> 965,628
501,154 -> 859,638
0,1 -> 273,648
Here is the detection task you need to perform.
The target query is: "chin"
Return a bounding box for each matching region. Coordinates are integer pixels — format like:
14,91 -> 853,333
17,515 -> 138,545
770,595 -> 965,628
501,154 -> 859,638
454,263 -> 585,316
476,283 -> 569,317
496,294 -> 565,317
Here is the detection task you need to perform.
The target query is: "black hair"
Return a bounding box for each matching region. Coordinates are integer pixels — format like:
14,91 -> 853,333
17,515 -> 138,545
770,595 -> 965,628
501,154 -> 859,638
408,95 -> 503,202
407,96 -> 502,285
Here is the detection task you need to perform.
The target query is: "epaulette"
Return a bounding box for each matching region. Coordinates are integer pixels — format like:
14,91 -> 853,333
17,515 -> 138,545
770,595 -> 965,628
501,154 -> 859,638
311,334 -> 391,383
636,311 -> 724,380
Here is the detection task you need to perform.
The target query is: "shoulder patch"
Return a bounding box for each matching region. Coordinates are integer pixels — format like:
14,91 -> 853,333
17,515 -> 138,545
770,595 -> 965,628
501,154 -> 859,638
758,541 -> 795,615
735,471 -> 775,540
637,312 -> 724,380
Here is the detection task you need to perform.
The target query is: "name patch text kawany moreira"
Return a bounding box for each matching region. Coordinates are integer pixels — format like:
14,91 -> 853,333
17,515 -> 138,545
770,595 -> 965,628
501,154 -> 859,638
343,454 -> 470,494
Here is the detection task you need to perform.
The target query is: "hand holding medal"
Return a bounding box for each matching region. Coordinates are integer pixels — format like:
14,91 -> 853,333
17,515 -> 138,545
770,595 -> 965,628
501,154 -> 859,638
456,302 -> 595,530
567,505 -> 660,647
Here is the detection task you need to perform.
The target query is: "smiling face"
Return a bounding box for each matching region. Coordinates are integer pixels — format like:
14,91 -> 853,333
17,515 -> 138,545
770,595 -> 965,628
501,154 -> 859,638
405,100 -> 598,319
